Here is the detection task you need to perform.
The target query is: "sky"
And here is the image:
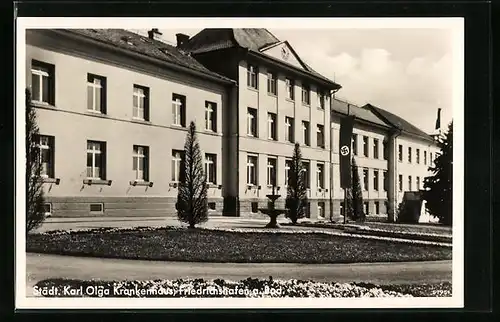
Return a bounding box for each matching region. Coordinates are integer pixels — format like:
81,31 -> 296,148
133,28 -> 455,134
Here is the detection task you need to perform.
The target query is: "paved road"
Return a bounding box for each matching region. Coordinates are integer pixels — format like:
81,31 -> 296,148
25,253 -> 452,296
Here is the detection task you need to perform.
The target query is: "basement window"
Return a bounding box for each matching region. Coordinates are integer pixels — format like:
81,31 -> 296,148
208,202 -> 216,211
43,203 -> 52,217
251,202 -> 259,213
90,203 -> 104,213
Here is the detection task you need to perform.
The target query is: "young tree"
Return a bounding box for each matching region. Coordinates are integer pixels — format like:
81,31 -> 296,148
176,121 -> 209,228
26,88 -> 46,233
423,121 -> 453,226
348,157 -> 365,222
285,143 -> 308,224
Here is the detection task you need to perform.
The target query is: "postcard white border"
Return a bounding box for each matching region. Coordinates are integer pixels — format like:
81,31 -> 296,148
15,17 -> 464,310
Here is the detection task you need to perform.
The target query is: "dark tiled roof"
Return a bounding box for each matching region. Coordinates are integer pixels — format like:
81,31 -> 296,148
57,29 -> 234,83
364,103 -> 435,142
331,99 -> 389,128
183,28 -> 339,88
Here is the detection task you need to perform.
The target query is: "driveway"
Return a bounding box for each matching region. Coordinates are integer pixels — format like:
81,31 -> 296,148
25,253 -> 452,297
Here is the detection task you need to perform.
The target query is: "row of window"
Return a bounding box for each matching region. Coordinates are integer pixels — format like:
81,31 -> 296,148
397,174 -> 423,192
246,156 -> 326,190
37,136 -> 218,184
398,144 -> 434,165
31,60 -> 218,131
248,108 -> 325,148
247,64 -> 326,108
340,200 -> 384,216
352,134 -> 388,160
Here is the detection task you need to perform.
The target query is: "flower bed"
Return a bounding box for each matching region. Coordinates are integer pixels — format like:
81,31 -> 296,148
32,277 -> 451,298
27,226 -> 452,263
283,222 -> 452,244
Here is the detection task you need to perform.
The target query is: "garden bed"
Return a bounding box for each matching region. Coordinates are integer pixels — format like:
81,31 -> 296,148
27,226 -> 452,264
32,277 -> 452,298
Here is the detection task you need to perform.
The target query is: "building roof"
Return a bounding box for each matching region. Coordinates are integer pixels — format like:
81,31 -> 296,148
182,28 -> 340,88
54,29 -> 234,84
331,98 -> 389,128
364,103 -> 435,142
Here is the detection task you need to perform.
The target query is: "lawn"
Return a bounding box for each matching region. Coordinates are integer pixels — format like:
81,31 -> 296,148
33,278 -> 452,298
359,222 -> 452,236
26,227 -> 452,264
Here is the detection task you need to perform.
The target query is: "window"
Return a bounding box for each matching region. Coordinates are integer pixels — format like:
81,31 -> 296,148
352,134 -> 358,156
247,108 -> 258,137
316,163 -> 324,189
373,139 -> 379,159
172,94 -> 186,126
383,140 -> 388,160
398,174 -> 403,192
87,74 -> 106,113
267,157 -> 277,186
284,159 -> 292,186
37,135 -> 54,178
373,170 -> 379,191
285,78 -> 294,100
86,141 -> 106,179
408,147 -> 412,163
205,101 -> 217,132
208,202 -> 216,210
267,71 -> 277,95
133,145 -> 149,181
251,202 -> 259,213
171,150 -> 184,182
267,113 -> 277,140
398,145 -> 403,162
90,203 -> 104,213
318,202 -> 325,218
205,154 -> 217,184
363,168 -> 369,191
316,124 -> 325,148
364,202 -> 369,215
416,176 -> 420,190
301,84 -> 310,105
363,136 -> 369,157
285,117 -> 294,143
302,121 -> 310,146
247,64 -> 258,89
317,91 -> 325,109
416,149 -> 420,164
430,152 -> 433,164
424,151 -> 428,164
247,155 -> 258,186
302,161 -> 310,188
133,85 -> 149,121
375,201 -> 380,215
31,60 -> 55,105
383,171 -> 388,191
408,176 -> 412,191
304,202 -> 311,218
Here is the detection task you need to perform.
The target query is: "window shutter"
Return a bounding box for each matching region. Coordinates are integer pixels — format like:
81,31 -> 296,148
101,77 -> 107,114
49,64 -> 55,105
181,96 -> 186,127
49,136 -> 55,178
144,87 -> 150,121
213,103 -> 217,131
144,147 -> 150,181
101,142 -> 107,180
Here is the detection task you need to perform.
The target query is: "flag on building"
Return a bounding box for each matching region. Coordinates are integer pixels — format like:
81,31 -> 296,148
339,115 -> 355,189
435,108 -> 442,132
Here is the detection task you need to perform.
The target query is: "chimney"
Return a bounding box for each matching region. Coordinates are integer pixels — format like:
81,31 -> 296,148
176,33 -> 190,47
147,28 -> 163,40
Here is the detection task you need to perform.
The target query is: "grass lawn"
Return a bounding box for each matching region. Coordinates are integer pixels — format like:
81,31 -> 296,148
360,222 -> 452,236
26,227 -> 452,264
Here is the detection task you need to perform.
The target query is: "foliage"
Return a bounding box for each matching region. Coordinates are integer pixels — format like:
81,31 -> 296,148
285,143 -> 309,224
176,121 -> 208,228
26,88 -> 46,234
422,122 -> 453,226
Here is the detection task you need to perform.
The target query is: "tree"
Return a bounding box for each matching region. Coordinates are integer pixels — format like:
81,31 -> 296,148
348,157 -> 365,222
285,143 -> 308,224
423,121 -> 453,226
26,88 -> 46,233
176,121 -> 209,228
